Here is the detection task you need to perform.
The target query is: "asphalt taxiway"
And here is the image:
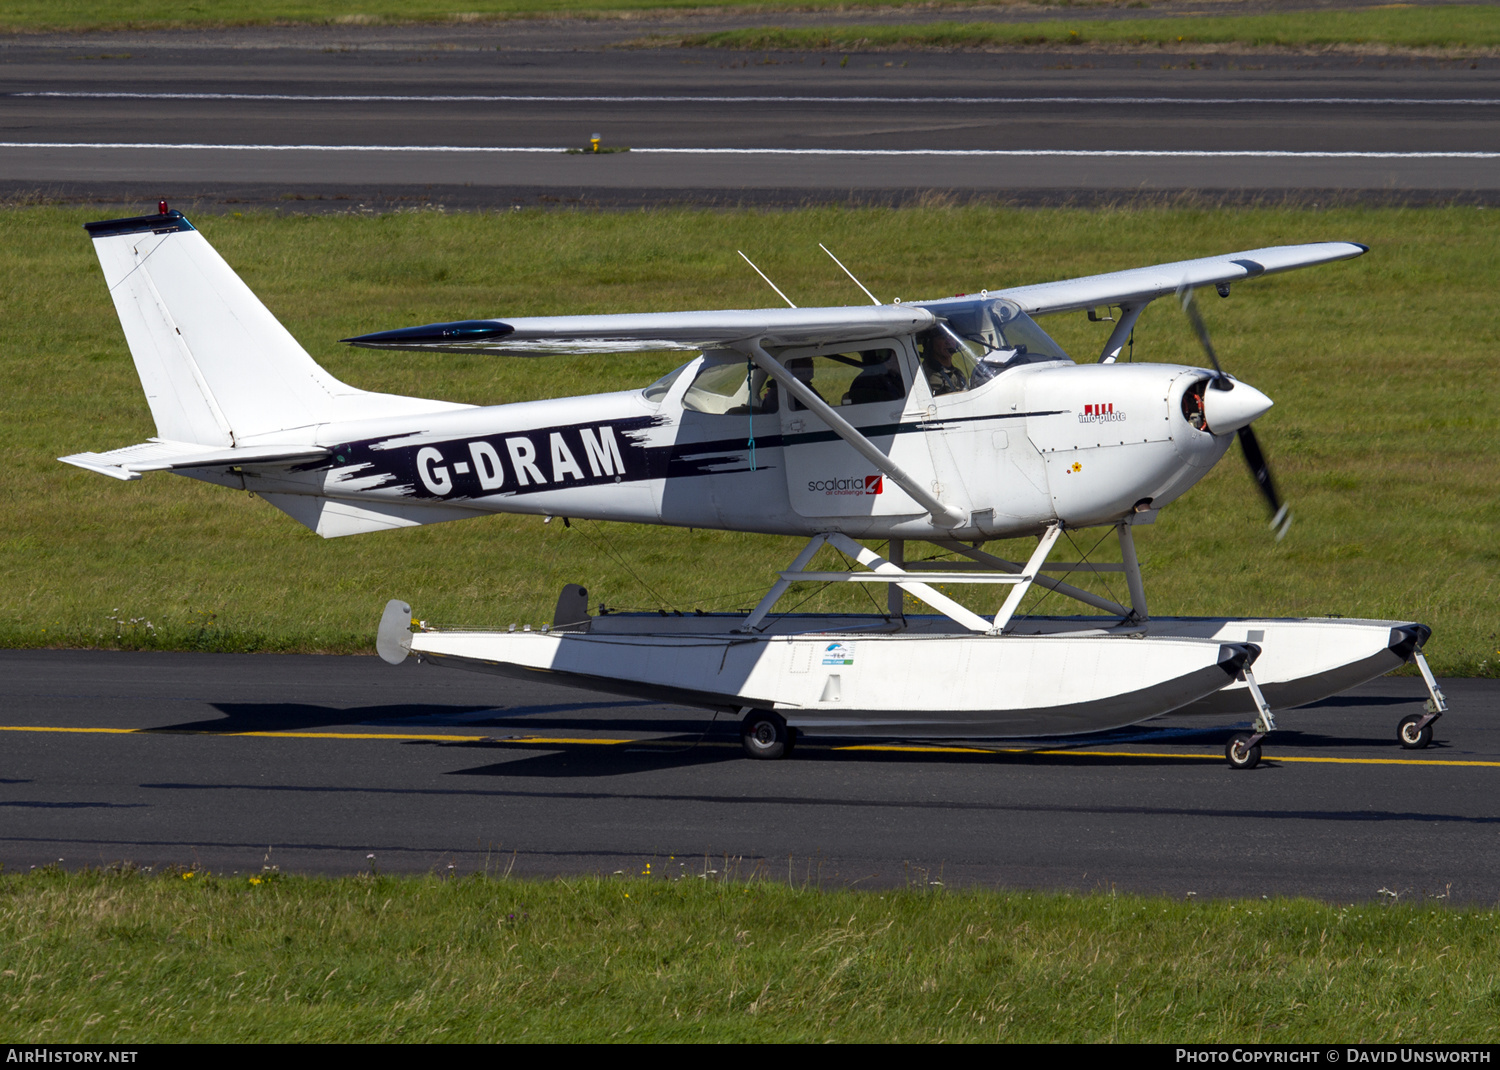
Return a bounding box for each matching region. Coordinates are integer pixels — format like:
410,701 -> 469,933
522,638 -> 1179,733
3,19 -> 1496,902
3,649 -> 1496,902
2,19 -> 1498,208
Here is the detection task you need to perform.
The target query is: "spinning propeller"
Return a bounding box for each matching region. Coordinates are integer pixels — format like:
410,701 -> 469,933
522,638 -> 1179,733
1177,284 -> 1292,540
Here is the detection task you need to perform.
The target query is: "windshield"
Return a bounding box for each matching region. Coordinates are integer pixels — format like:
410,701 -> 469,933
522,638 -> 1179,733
917,296 -> 1072,369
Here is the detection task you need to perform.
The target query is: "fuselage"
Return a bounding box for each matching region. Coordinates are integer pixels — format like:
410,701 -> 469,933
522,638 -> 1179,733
67,213 -> 1332,546
203,340 -> 1244,542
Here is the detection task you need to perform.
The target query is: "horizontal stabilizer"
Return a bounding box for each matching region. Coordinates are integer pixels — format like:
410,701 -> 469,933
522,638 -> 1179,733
258,493 -> 484,539
343,305 -> 936,356
60,439 -> 328,480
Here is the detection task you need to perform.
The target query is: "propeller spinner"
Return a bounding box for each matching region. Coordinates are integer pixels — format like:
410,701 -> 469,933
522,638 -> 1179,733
1178,284 -> 1292,540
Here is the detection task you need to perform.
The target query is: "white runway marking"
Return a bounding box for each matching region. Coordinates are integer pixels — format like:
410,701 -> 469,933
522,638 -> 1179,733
3,141 -> 1498,158
8,91 -> 1500,107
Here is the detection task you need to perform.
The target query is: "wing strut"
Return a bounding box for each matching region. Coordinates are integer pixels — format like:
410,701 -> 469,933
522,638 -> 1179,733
740,340 -> 968,529
1098,302 -> 1148,363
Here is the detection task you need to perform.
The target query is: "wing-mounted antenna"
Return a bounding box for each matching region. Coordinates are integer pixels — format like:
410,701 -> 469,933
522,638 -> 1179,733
819,243 -> 882,305
738,251 -> 797,309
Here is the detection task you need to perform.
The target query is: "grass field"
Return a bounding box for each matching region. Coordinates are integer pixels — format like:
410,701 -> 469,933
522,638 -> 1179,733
2,0 -> 1497,54
1,204 -> 1496,673
0,0 -> 878,35
0,0 -> 1036,35
2,868 -> 1497,1042
667,6 -> 1500,53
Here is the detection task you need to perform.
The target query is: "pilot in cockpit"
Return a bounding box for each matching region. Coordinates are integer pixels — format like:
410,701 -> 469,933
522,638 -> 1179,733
919,327 -> 1000,397
921,331 -> 967,395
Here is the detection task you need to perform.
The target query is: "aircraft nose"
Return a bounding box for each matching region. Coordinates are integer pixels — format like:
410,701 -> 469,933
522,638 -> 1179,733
1201,378 -> 1273,435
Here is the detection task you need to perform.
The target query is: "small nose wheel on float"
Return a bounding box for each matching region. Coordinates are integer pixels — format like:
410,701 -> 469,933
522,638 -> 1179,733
1396,648 -> 1447,749
1398,713 -> 1434,750
740,708 -> 796,760
1225,667 -> 1277,770
1225,732 -> 1263,770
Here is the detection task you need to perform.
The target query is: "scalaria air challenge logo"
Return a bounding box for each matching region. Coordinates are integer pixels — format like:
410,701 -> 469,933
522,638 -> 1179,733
807,474 -> 884,496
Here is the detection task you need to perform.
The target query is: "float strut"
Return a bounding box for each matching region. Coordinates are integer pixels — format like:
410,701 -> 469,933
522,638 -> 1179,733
887,538 -> 905,621
1410,648 -> 1447,733
1225,666 -> 1277,769
1240,666 -> 1277,748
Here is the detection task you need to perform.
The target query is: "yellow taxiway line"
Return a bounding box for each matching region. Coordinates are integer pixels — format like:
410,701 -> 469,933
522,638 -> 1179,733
3,724 -> 1497,768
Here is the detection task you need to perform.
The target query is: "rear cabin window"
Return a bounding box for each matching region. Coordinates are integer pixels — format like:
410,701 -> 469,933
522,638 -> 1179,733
679,348 -> 906,415
785,349 -> 904,411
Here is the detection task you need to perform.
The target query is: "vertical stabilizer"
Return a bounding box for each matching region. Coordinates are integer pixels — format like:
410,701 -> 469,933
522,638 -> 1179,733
85,209 -> 463,445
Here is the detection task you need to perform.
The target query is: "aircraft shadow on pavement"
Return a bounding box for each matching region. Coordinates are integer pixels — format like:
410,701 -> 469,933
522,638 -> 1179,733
417,714 -> 717,734
156,702 -> 460,733
152,702 -> 699,734
442,746 -> 1193,780
1268,728 -> 1449,750
0,800 -> 147,809
446,740 -> 743,779
1299,695 -> 1426,709
445,722 -> 1449,777
135,705 -> 1439,768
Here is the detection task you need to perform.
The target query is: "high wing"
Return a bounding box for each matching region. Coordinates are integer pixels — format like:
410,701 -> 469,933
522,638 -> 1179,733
343,242 -> 1365,356
343,305 -> 936,356
985,242 -> 1367,316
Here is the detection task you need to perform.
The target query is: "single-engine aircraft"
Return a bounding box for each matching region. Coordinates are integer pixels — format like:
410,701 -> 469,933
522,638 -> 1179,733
63,205 -> 1448,768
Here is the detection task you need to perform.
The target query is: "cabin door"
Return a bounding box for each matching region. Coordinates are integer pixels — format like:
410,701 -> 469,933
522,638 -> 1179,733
772,340 -> 941,520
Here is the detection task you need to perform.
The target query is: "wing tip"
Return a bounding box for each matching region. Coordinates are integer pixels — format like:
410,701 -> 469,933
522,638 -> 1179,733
343,320 -> 514,348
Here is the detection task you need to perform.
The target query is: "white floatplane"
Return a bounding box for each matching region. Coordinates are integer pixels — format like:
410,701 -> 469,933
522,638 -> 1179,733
65,205 -> 1447,768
